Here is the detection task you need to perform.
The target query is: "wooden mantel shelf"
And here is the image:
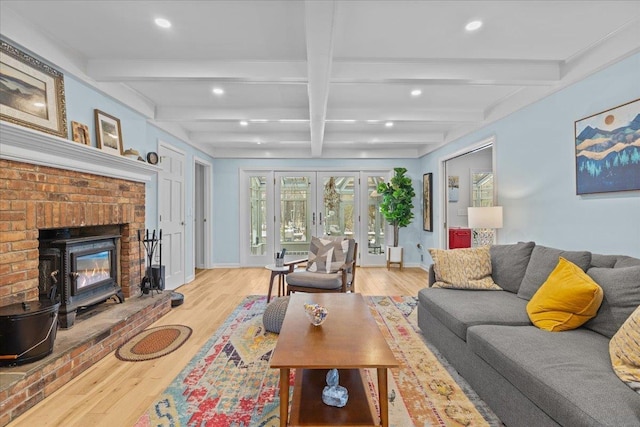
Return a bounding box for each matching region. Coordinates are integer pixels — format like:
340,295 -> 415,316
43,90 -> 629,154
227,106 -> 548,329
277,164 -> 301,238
0,121 -> 160,183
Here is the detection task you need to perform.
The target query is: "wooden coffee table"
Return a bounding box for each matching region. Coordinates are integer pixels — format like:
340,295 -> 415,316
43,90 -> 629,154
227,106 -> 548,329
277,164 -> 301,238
270,293 -> 398,426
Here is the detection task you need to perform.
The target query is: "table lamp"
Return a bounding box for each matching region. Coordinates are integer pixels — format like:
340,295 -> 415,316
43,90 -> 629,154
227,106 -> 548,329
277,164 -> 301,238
467,206 -> 503,246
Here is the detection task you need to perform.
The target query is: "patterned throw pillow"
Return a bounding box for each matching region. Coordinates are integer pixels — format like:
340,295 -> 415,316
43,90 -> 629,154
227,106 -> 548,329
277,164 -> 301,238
610,305 -> 640,394
428,247 -> 501,290
307,236 -> 349,274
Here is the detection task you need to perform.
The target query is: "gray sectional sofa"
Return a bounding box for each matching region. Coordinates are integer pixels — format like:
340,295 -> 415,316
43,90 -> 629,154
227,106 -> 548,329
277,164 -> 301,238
417,242 -> 640,427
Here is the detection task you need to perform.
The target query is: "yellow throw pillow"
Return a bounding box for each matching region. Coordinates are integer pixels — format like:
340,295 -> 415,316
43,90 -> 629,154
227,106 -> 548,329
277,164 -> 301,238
610,305 -> 640,394
526,257 -> 603,332
428,247 -> 501,290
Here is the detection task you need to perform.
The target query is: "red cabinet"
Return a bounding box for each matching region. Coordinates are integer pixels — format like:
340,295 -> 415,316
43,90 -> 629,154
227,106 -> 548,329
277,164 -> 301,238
449,228 -> 471,249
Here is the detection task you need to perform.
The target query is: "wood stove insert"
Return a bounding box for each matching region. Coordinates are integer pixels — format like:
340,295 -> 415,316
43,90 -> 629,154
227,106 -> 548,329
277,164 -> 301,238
39,233 -> 124,328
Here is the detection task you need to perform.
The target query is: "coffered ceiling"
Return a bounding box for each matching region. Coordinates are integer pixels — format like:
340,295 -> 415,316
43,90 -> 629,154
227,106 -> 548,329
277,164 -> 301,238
1,1 -> 639,158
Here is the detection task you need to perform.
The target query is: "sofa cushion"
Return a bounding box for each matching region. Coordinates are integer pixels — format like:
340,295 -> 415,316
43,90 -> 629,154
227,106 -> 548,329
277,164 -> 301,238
429,246 -> 501,290
306,236 -> 349,273
615,256 -> 640,268
610,305 -> 640,394
590,254 -> 621,268
490,241 -> 535,293
526,257 -> 603,332
517,245 -> 592,300
286,270 -> 350,290
468,325 -> 640,426
583,265 -> 640,338
417,287 -> 530,341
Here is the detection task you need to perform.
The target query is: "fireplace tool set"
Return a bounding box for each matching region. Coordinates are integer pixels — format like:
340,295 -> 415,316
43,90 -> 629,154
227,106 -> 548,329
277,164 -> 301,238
138,229 -> 164,295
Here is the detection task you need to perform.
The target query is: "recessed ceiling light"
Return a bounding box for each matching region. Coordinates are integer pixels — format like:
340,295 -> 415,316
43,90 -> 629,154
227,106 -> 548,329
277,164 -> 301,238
385,121 -> 394,128
256,141 -> 262,145
465,20 -> 483,32
239,120 -> 248,126
212,87 -> 224,95
154,18 -> 172,29
411,89 -> 422,97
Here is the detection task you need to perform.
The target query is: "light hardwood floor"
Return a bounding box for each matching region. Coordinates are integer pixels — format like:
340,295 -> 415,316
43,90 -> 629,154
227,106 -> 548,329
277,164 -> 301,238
9,267 -> 428,427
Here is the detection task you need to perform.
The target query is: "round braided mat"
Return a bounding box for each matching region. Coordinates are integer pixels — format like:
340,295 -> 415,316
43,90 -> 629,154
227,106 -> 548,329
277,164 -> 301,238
116,325 -> 192,362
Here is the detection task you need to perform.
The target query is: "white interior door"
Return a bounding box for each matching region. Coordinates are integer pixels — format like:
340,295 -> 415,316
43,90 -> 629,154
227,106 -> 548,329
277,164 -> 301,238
158,143 -> 185,290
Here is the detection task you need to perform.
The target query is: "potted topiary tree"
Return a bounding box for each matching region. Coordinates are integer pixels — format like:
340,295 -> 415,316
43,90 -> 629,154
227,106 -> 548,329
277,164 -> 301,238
377,167 -> 416,268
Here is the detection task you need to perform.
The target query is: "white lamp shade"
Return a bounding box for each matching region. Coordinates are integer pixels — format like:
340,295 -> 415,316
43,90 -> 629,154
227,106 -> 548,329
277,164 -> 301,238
468,206 -> 503,229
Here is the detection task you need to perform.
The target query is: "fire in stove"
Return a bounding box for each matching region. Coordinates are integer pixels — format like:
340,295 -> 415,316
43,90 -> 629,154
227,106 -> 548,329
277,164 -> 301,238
74,251 -> 112,290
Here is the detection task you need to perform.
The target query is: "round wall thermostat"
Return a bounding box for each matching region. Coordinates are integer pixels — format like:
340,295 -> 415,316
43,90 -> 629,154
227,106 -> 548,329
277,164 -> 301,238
147,152 -> 159,165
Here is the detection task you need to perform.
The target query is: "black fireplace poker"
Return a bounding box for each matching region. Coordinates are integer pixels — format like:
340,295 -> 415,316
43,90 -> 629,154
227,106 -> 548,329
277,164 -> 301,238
138,229 -> 164,296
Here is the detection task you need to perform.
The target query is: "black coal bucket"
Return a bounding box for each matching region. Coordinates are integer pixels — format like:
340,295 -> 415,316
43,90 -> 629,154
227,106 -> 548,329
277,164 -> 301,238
0,300 -> 60,366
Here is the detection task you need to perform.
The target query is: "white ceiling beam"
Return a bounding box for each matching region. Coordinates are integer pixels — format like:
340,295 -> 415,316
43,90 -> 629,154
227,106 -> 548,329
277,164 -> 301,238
326,108 -> 484,123
156,106 -> 483,123
156,107 -> 309,121
189,132 -> 311,143
188,131 -> 444,144
87,60 -> 307,82
87,58 -> 561,86
210,146 -> 422,159
305,0 -> 336,157
331,59 -> 561,85
324,132 -> 444,143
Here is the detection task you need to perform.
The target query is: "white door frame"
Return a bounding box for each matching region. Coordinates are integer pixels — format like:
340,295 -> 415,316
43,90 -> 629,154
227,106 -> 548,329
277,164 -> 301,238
193,156 -> 213,269
438,136 -> 496,249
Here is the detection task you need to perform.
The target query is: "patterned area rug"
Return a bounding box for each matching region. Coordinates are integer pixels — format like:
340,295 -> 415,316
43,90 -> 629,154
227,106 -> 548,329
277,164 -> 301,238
134,296 -> 502,426
116,325 -> 192,362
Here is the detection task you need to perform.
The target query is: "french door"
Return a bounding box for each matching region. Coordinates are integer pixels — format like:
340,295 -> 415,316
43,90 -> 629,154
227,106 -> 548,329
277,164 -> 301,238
240,170 -> 389,267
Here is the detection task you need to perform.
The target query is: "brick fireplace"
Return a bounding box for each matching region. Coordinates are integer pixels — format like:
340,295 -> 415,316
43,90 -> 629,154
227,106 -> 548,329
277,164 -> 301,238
0,159 -> 145,308
0,123 -> 169,426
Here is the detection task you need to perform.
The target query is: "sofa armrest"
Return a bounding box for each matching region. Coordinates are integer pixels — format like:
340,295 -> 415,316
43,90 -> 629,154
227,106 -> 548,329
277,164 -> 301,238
428,264 -> 436,287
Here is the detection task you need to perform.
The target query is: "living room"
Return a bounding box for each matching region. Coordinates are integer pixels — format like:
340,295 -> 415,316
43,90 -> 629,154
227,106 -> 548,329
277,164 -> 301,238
1,1 -> 639,426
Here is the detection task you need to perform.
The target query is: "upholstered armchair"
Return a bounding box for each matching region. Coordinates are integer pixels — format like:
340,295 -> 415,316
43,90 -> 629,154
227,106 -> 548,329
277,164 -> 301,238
286,237 -> 358,294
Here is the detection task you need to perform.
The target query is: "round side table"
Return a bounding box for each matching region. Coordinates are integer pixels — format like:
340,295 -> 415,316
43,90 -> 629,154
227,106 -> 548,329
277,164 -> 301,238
265,264 -> 291,303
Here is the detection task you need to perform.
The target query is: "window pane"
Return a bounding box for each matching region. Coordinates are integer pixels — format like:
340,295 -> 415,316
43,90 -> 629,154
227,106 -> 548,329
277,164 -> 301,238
250,176 -> 267,255
280,176 -> 310,254
368,176 -> 385,254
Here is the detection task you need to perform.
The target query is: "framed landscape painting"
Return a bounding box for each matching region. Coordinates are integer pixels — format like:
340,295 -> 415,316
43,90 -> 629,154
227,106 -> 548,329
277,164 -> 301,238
95,109 -> 123,155
575,98 -> 640,195
0,40 -> 67,137
423,173 -> 433,232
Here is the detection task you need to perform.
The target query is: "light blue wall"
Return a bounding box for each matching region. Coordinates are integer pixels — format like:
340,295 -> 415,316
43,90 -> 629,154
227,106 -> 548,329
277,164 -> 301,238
59,75 -> 216,279
212,158 -> 424,265
420,53 -> 640,259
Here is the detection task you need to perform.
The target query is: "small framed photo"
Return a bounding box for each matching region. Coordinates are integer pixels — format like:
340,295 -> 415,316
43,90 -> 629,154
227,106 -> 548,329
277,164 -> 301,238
94,109 -> 123,155
0,40 -> 67,137
71,121 -> 90,145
